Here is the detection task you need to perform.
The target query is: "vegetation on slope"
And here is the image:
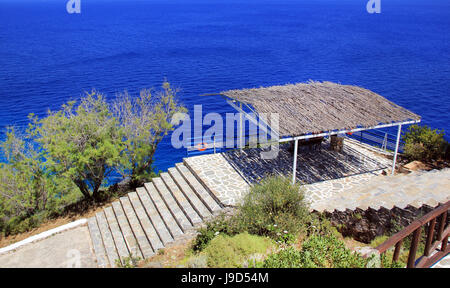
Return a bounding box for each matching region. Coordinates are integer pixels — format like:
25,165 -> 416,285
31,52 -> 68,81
0,81 -> 185,237
186,176 -> 372,268
402,124 -> 449,163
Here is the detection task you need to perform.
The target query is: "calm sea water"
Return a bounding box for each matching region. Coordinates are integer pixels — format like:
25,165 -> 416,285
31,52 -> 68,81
0,0 -> 449,171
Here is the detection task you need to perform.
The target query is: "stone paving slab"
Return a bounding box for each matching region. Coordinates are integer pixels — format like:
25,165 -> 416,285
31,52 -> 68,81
184,154 -> 250,206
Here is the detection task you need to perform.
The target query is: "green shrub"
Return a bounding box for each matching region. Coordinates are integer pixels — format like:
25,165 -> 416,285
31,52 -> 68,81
261,234 -> 369,268
402,125 -> 448,162
202,233 -> 272,268
192,214 -> 242,252
256,247 -> 302,268
236,176 -> 310,241
192,176 -> 311,250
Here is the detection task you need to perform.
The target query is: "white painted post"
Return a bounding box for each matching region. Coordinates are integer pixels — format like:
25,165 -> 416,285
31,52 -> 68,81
292,139 -> 298,185
383,133 -> 388,151
391,124 -> 402,175
239,102 -> 243,153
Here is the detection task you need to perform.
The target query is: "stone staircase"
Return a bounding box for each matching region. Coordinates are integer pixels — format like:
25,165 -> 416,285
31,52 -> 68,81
311,168 -> 450,213
87,163 -> 223,268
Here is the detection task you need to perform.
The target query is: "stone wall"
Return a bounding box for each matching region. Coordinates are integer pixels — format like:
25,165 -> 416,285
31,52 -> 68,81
323,205 -> 436,243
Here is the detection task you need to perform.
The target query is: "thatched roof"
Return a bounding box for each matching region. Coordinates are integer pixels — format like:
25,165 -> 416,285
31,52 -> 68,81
221,81 -> 421,138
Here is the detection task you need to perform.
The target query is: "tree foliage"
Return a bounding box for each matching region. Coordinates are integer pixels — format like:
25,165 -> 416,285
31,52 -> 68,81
29,91 -> 123,199
113,82 -> 186,186
402,124 -> 448,162
0,128 -> 77,234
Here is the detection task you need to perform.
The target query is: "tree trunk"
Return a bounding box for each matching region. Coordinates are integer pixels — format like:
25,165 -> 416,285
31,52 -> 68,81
74,179 -> 91,199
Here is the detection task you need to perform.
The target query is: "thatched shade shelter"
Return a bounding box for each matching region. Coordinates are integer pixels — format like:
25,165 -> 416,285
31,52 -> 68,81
221,81 -> 421,137
210,81 -> 421,183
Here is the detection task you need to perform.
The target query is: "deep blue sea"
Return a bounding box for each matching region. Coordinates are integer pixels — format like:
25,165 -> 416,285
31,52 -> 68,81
0,0 -> 449,172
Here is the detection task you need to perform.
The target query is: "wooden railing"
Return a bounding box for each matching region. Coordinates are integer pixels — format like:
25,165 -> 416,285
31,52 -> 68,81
376,200 -> 449,268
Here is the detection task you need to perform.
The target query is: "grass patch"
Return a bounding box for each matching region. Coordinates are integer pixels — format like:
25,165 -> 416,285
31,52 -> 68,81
201,233 -> 273,268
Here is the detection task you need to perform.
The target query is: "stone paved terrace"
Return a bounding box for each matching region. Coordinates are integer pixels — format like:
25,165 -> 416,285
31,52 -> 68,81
185,138 -> 391,206
184,154 -> 250,206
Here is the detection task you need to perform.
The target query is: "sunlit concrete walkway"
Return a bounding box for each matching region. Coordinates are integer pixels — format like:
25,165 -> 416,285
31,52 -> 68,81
0,226 -> 96,268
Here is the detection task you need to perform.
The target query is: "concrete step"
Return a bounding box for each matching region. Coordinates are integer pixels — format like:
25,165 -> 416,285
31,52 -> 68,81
104,206 -> 130,264
312,169 -> 450,213
155,176 -> 202,226
95,211 -> 120,268
176,163 -> 223,214
168,168 -> 212,220
111,201 -> 143,259
87,217 -> 109,268
119,197 -> 154,258
87,160 -> 237,266
135,186 -> 180,242
127,192 -> 166,250
139,183 -> 184,238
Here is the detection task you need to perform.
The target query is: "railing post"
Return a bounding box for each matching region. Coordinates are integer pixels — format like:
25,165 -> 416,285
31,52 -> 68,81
437,211 -> 448,252
437,211 -> 447,240
213,135 -> 216,154
393,239 -> 403,262
441,235 -> 449,252
407,227 -> 422,268
424,218 -> 436,256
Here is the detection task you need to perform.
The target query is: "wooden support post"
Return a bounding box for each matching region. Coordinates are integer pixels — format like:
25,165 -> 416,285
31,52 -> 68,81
292,139 -> 298,185
424,218 -> 436,256
407,227 -> 421,268
393,239 -> 403,262
391,124 -> 402,175
437,211 -> 448,252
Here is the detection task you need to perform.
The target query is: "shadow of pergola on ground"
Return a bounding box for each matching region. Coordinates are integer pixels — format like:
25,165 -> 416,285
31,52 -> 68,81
222,141 -> 390,185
